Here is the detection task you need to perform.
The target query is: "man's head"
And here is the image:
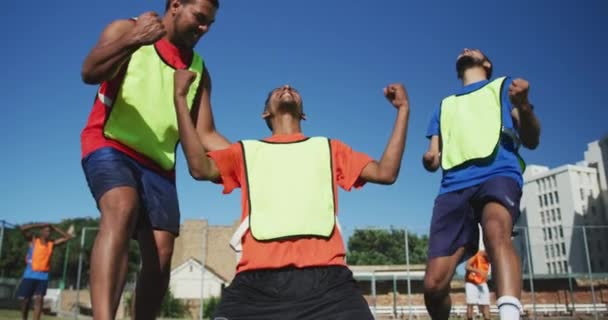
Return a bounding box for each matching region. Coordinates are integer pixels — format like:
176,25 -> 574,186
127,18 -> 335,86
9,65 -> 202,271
164,0 -> 219,49
40,225 -> 51,240
456,48 -> 492,80
262,85 -> 305,132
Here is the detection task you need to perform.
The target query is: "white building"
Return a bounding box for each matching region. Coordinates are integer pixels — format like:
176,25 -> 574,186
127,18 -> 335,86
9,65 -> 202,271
169,258 -> 229,299
515,136 -> 608,275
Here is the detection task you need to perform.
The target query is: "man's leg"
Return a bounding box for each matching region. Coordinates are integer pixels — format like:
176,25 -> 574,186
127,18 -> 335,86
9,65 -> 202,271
423,247 -> 465,320
467,304 -> 475,320
32,295 -> 43,320
480,304 -> 491,320
481,201 -> 521,319
133,229 -> 175,319
90,186 -> 140,320
21,298 -> 31,320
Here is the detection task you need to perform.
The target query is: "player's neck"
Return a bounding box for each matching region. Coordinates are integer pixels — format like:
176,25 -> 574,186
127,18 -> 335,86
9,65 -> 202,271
462,68 -> 488,86
271,116 -> 302,135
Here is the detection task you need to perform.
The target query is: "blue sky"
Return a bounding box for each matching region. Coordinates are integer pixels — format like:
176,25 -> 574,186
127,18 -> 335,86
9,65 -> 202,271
1,0 -> 607,238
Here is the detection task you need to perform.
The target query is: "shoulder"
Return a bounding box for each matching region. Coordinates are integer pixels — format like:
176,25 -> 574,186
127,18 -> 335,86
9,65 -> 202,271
99,19 -> 136,42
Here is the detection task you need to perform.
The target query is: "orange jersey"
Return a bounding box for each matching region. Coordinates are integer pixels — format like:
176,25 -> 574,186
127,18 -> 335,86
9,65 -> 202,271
466,251 -> 490,284
207,133 -> 373,273
31,238 -> 54,272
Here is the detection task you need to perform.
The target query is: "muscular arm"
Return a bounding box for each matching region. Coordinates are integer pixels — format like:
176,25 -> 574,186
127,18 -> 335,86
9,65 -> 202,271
422,135 -> 441,172
50,225 -> 74,247
192,68 -> 231,151
360,84 -> 410,185
174,72 -> 221,181
81,19 -> 139,84
511,104 -> 540,149
20,223 -> 48,240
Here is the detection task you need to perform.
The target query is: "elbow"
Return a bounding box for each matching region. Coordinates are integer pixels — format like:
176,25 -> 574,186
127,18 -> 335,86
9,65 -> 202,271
189,167 -> 209,181
379,171 -> 398,185
81,69 -> 100,85
523,137 -> 540,150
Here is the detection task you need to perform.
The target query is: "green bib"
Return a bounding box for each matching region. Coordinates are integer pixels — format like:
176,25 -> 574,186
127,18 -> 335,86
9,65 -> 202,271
104,44 -> 203,171
440,77 -> 506,170
241,137 -> 336,241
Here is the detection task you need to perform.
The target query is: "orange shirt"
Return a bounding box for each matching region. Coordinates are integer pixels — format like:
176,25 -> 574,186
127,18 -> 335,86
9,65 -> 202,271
31,238 -> 54,272
207,133 -> 373,273
466,251 -> 490,284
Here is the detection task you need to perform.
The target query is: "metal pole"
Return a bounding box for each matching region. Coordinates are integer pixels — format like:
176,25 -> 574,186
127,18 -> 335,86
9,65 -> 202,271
523,226 -> 537,319
61,242 -> 71,289
567,267 -> 575,314
392,274 -> 397,318
75,228 -> 86,320
581,226 -> 598,320
199,226 -> 207,320
404,228 -> 412,320
371,271 -> 376,318
0,220 -> 5,262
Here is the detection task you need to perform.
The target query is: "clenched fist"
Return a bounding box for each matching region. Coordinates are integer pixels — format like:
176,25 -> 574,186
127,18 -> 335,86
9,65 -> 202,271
384,83 -> 409,110
130,12 -> 166,46
422,151 -> 440,172
174,69 -> 197,98
508,78 -> 530,107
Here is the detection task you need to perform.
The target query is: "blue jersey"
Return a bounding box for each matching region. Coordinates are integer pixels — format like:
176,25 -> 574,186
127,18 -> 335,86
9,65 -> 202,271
22,245 -> 49,280
426,77 -> 524,195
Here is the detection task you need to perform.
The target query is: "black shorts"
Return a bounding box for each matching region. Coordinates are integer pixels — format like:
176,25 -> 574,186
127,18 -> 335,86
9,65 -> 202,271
213,266 -> 373,320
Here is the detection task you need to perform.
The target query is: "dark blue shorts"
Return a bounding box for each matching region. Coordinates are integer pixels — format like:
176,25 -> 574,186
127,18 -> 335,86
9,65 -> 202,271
214,266 -> 373,320
82,147 -> 180,235
428,176 -> 522,260
16,278 -> 48,299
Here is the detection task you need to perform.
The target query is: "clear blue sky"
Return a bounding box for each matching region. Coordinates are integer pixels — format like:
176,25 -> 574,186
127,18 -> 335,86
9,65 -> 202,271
1,0 -> 607,238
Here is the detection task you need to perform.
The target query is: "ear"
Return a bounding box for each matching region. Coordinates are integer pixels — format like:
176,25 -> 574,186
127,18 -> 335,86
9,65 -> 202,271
262,110 -> 271,120
482,59 -> 491,70
171,0 -> 181,13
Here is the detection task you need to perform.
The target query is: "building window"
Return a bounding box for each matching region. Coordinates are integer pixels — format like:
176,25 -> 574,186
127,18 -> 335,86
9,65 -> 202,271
548,228 -> 552,240
542,179 -> 546,191
549,193 -> 554,205
543,228 -> 547,240
561,243 -> 566,255
554,227 -> 558,239
554,191 -> 559,204
552,176 -> 557,188
557,208 -> 562,220
580,188 -> 585,200
553,262 -> 557,272
552,209 -> 556,222
545,245 -> 549,258
558,262 -> 563,273
541,212 -> 545,224
189,265 -> 193,272
547,263 -> 552,274
555,244 -> 561,256
563,261 -> 568,272
539,195 -> 543,208
559,226 -> 564,238
551,246 -> 555,257
544,194 -> 549,206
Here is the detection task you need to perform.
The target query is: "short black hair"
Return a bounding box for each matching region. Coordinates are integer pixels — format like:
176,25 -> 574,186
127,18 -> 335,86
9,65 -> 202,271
263,90 -> 273,131
165,0 -> 219,12
483,55 -> 493,79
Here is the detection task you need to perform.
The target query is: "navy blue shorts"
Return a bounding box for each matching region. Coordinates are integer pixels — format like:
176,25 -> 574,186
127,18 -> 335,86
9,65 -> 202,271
214,266 -> 373,320
16,278 -> 48,299
428,176 -> 522,260
82,147 -> 180,235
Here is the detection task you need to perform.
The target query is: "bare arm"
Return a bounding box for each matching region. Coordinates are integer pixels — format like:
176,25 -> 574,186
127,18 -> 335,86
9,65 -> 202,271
509,78 -> 541,149
20,223 -> 48,240
422,135 -> 441,172
192,68 -> 231,151
50,225 -> 74,247
174,70 -> 221,181
360,83 -> 410,185
81,12 -> 166,84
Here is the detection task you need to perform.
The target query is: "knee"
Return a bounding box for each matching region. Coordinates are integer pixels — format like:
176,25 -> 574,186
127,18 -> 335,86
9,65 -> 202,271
424,274 -> 450,298
156,244 -> 174,275
99,191 -> 139,232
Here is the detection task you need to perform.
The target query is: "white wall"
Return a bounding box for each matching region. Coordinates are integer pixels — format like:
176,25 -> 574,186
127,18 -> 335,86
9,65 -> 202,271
170,260 -> 226,299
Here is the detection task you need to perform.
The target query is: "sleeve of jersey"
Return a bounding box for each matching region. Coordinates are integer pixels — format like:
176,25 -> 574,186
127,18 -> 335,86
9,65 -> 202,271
425,105 -> 440,139
206,144 -> 242,194
331,139 -> 374,191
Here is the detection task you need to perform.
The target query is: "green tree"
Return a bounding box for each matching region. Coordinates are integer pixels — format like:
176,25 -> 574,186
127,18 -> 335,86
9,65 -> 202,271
158,288 -> 187,318
347,228 -> 429,265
